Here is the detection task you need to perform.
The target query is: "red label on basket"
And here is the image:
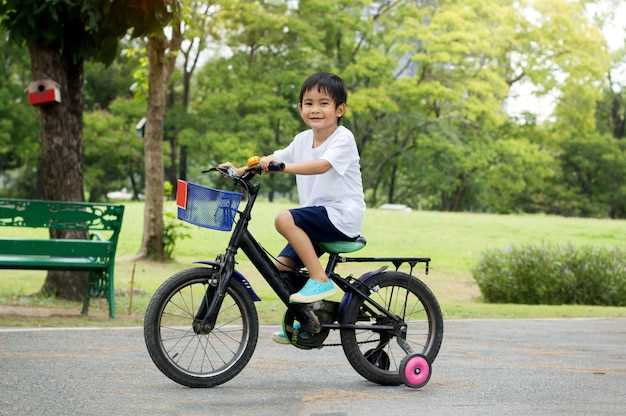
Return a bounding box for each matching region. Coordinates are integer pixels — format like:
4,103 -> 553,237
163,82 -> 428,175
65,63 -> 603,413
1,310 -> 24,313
176,180 -> 188,209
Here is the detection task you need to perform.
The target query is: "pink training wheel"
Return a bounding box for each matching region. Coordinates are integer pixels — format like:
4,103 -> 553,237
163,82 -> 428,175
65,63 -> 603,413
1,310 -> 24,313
399,353 -> 431,389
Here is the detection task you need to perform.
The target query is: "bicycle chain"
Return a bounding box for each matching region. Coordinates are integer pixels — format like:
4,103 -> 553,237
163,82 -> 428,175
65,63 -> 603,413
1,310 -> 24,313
321,338 -> 381,348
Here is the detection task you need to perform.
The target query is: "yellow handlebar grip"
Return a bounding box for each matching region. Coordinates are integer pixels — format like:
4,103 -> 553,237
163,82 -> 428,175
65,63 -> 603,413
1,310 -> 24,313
247,156 -> 260,167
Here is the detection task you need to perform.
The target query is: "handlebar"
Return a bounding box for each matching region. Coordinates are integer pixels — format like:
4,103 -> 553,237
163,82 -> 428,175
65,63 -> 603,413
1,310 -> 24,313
265,161 -> 286,172
202,160 -> 285,183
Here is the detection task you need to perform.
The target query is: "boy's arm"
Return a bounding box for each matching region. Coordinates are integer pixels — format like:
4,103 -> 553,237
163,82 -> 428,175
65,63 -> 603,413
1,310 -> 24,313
283,159 -> 331,175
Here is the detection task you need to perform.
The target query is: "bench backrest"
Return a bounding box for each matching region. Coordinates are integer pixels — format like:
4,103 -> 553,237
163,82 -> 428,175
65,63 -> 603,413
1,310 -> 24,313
0,198 -> 124,241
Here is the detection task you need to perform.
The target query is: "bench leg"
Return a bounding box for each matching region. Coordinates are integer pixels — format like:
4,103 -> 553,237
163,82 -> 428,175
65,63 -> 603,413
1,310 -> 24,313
107,266 -> 115,319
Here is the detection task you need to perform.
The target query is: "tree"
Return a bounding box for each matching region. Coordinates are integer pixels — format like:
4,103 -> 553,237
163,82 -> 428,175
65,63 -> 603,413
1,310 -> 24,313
0,0 -> 176,300
139,15 -> 182,260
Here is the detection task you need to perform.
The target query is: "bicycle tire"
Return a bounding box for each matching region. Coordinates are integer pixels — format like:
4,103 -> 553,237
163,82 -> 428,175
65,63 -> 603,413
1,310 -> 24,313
144,267 -> 258,387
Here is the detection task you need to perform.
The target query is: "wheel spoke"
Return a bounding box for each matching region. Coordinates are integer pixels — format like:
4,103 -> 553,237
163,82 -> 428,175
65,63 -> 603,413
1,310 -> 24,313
188,335 -> 201,369
200,335 -> 215,371
161,333 -> 196,342
167,299 -> 194,318
175,332 -> 197,364
161,325 -> 191,332
405,301 -> 425,318
163,328 -> 195,351
213,327 -> 242,344
210,331 -> 237,355
190,284 -> 195,316
177,289 -> 193,317
215,314 -> 243,330
402,287 -> 410,320
206,335 -> 228,365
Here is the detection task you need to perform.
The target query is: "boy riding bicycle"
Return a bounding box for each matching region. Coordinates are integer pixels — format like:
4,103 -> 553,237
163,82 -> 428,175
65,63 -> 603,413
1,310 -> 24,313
146,73 -> 440,383
259,72 -> 365,305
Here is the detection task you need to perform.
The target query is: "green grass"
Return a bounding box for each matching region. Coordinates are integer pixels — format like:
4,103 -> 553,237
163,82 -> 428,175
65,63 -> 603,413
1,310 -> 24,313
1,200 -> 626,326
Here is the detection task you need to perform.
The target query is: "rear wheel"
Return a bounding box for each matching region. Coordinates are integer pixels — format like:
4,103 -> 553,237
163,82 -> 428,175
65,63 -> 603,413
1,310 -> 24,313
340,272 -> 443,385
144,268 -> 258,387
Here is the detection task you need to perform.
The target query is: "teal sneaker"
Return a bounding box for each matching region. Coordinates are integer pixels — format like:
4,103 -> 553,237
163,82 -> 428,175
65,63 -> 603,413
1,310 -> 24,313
289,278 -> 336,303
272,321 -> 301,344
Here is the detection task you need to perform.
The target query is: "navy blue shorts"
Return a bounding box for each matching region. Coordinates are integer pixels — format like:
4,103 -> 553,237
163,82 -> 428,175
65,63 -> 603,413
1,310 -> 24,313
278,206 -> 355,269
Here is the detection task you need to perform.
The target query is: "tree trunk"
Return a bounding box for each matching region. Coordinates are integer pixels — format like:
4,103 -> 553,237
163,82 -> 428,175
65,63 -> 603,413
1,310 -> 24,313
28,42 -> 88,301
388,161 -> 397,204
129,170 -> 140,200
387,133 -> 400,204
139,35 -> 168,260
139,26 -> 181,260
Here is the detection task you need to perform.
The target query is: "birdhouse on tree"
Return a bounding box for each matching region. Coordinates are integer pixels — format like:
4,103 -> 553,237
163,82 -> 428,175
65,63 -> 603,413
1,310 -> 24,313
26,79 -> 61,106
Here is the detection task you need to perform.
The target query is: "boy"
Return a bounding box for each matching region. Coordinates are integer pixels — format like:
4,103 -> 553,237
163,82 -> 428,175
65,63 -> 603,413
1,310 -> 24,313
260,72 -> 365,308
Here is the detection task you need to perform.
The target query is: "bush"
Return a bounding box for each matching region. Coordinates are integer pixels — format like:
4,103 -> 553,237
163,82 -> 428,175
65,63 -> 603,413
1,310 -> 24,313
473,244 -> 626,306
162,212 -> 191,260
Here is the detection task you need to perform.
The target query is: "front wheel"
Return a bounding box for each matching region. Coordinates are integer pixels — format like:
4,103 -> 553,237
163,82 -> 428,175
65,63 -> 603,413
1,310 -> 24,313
340,271 -> 443,386
144,268 -> 258,387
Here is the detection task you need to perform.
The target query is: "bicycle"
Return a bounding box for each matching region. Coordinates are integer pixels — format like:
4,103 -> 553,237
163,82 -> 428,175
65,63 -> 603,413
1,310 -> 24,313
143,159 -> 444,389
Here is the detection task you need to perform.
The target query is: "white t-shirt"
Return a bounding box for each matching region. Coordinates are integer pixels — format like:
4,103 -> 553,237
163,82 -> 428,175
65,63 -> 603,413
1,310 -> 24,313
272,126 -> 365,238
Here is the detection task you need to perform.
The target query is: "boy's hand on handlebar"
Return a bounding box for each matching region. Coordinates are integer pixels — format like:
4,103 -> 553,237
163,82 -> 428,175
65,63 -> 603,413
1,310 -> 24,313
216,157 -> 284,179
259,156 -> 273,172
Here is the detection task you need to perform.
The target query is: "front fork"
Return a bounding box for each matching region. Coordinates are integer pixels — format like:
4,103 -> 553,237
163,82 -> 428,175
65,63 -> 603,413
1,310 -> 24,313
192,250 -> 236,334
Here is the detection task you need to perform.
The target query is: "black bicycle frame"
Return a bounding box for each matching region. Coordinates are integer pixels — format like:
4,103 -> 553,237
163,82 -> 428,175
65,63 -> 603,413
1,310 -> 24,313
195,169 -> 431,334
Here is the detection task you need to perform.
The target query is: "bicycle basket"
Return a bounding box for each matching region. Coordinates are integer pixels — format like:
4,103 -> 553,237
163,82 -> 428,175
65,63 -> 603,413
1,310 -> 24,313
176,180 -> 242,231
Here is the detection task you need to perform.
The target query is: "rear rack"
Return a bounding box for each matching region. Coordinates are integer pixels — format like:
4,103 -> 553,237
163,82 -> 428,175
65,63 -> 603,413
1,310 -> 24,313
337,256 -> 431,275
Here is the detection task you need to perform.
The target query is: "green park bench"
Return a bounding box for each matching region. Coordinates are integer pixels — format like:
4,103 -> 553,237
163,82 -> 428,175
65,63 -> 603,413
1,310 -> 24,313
0,198 -> 124,318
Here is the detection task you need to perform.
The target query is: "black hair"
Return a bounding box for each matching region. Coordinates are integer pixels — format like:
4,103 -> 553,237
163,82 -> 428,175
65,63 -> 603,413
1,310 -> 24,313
299,72 -> 347,123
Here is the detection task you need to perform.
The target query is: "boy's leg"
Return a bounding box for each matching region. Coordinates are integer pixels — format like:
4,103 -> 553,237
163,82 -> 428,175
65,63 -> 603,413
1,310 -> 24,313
275,207 -> 339,303
276,256 -> 295,271
275,210 -> 327,282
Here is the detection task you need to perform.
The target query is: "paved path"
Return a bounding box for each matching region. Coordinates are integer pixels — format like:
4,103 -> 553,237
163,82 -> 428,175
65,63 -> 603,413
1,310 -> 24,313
1,319 -> 625,416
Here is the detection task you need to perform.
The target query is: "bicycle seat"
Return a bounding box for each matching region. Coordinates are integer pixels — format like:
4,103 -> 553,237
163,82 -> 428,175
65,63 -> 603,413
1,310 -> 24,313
319,236 -> 367,254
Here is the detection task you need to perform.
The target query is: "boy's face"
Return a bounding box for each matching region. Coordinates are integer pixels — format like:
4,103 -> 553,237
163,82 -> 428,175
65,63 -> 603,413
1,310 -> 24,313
299,87 -> 345,131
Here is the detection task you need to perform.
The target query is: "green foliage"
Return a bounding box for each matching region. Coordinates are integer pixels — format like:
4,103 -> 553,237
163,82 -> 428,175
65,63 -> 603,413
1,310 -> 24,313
0,0 -> 178,64
162,212 -> 190,260
474,244 -> 626,306
475,137 -> 556,214
84,42 -> 142,110
556,133 -> 626,218
0,30 -> 39,197
83,97 -> 145,201
163,181 -> 173,198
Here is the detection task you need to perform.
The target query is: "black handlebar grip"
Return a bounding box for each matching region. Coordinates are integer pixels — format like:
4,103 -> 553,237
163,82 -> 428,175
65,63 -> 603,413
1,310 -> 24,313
268,161 -> 285,172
